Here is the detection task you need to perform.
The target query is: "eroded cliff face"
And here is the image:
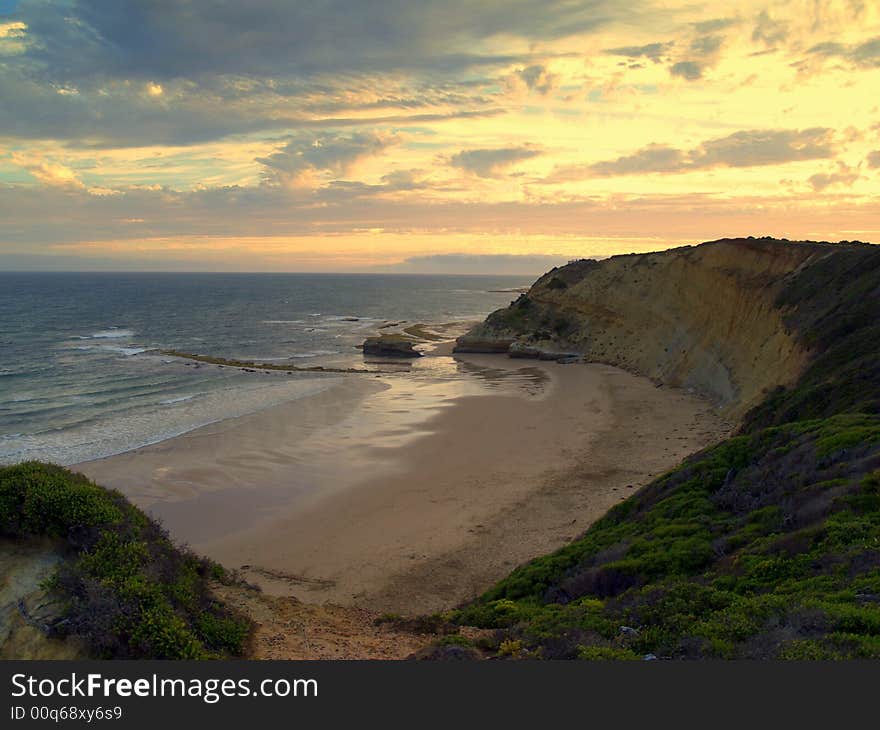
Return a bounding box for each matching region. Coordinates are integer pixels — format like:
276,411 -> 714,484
457,238 -> 858,417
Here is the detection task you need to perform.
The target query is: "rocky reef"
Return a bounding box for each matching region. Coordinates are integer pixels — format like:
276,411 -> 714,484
362,334 -> 423,358
456,237 -> 877,417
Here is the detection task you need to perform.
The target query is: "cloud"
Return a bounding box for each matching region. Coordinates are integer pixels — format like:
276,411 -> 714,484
19,0 -> 620,83
808,163 -> 859,191
867,151 -> 880,169
382,253 -> 571,275
516,64 -> 555,94
692,17 -> 739,34
256,132 -> 399,184
9,152 -> 85,189
807,36 -> 880,69
448,147 -> 541,177
690,35 -> 723,57
548,128 -> 837,179
669,60 -> 703,80
751,10 -> 787,47
380,169 -> 428,191
0,0 -> 633,147
696,128 -> 836,167
587,144 -> 687,176
604,42 -> 672,62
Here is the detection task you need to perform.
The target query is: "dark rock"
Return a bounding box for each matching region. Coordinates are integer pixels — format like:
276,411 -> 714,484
453,336 -> 515,353
362,336 -> 422,358
410,645 -> 480,661
509,342 -> 542,359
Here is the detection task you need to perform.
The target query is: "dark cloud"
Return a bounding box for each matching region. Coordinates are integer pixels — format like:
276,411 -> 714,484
517,64 -> 555,94
18,0 -> 617,83
696,128 -> 835,167
670,60 -> 702,80
549,128 -> 837,179
808,163 -> 859,191
690,35 -> 723,57
751,10 -> 787,47
692,17 -> 738,34
588,145 -> 686,176
256,132 -> 399,183
448,147 -> 541,177
868,151 -> 880,169
807,36 -> 880,69
604,42 -> 672,62
379,169 -> 428,191
0,1 -> 630,147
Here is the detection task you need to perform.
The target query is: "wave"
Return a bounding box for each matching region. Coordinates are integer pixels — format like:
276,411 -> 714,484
73,328 -> 135,340
70,344 -> 148,356
160,394 -> 198,405
289,350 -> 339,359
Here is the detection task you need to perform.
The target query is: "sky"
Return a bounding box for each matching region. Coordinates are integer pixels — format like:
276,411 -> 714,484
1,0 -> 879,273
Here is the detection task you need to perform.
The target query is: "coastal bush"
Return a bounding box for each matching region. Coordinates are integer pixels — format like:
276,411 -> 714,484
0,462 -> 253,659
743,244 -> 880,429
449,419 -> 880,659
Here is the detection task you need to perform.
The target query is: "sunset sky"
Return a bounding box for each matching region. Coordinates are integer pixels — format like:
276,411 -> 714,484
1,1 -> 879,272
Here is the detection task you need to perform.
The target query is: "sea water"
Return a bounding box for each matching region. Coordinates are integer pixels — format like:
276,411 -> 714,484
0,272 -> 529,465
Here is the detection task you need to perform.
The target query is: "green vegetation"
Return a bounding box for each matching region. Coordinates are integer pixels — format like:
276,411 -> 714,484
0,462 -> 252,659
451,417 -> 880,659
744,243 -> 880,429
449,241 -> 880,660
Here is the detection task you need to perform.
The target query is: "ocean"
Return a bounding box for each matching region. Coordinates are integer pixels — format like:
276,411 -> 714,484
0,272 -> 530,466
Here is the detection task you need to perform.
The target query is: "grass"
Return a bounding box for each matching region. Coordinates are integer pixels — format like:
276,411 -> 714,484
0,462 -> 253,659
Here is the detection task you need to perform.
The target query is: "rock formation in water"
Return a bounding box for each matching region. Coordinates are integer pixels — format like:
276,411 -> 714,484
362,334 -> 423,358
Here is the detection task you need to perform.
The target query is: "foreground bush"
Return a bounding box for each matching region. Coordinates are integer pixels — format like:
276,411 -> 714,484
451,416 -> 880,659
0,462 -> 252,659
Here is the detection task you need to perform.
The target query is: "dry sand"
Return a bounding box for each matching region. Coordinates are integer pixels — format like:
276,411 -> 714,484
77,353 -> 730,617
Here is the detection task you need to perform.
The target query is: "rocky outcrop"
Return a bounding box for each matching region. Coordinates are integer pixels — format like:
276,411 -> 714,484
0,538 -> 85,659
363,335 -> 423,358
456,238 -> 875,416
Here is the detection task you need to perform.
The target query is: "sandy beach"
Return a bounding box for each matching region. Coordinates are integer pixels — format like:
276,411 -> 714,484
77,350 -> 730,616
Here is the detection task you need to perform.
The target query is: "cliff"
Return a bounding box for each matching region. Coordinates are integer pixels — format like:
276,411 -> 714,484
444,237 -> 880,661
456,237 -> 878,417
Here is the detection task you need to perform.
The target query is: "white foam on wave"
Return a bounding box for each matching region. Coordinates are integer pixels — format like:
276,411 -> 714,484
70,344 -> 148,356
87,329 -> 134,339
0,375 -> 342,466
160,394 -> 198,405
289,349 -> 339,359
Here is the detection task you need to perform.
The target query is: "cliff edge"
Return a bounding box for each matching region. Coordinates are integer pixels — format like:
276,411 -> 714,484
456,237 -> 877,417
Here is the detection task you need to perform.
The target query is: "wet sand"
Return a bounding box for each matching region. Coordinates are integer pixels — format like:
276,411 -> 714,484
77,353 -> 730,615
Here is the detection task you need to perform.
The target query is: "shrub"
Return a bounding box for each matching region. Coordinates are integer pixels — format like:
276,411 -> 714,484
0,462 -> 252,659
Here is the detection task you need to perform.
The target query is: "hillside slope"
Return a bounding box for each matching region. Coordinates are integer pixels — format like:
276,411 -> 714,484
446,238 -> 880,660
0,462 -> 253,659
